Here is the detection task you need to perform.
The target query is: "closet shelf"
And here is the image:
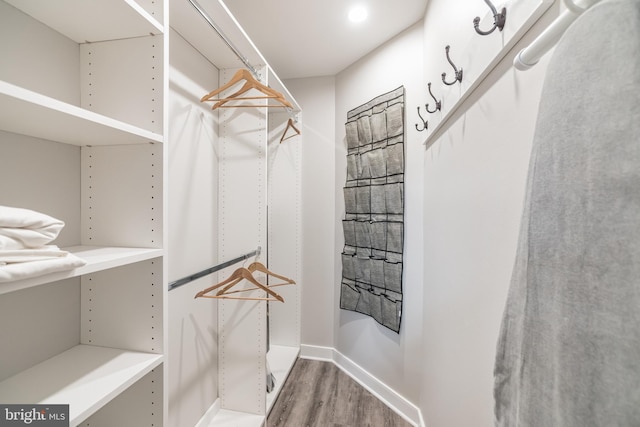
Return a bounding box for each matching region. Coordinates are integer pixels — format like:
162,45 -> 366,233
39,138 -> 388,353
202,346 -> 298,427
0,80 -> 163,147
0,345 -> 163,427
266,345 -> 299,413
0,246 -> 164,296
207,410 -> 265,427
4,0 -> 163,43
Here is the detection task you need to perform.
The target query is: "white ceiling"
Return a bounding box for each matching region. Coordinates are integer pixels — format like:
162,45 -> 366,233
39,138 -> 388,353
223,0 -> 429,80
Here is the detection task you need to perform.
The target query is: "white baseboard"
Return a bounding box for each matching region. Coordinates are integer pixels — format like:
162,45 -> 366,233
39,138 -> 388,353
299,345 -> 424,427
299,344 -> 334,360
195,346 -> 425,427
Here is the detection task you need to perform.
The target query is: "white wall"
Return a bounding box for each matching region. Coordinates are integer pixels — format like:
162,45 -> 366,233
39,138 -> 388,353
334,22 -> 425,406
284,76 -> 337,348
289,2 -> 564,426
418,1 -> 559,426
0,0 -> 79,104
419,60 -> 549,427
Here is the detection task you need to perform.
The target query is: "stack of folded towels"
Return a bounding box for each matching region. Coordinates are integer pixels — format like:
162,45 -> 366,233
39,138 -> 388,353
0,206 -> 86,283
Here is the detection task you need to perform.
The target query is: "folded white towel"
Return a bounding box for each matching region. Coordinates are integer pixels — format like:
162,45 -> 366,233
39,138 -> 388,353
0,207 -> 86,283
0,245 -> 69,264
0,206 -> 65,249
0,252 -> 86,283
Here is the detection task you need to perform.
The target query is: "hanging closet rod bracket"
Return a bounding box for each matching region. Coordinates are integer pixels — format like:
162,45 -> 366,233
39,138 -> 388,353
169,247 -> 262,291
186,0 -> 262,81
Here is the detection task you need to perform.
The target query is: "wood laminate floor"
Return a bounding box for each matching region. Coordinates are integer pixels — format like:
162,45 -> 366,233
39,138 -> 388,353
266,358 -> 414,427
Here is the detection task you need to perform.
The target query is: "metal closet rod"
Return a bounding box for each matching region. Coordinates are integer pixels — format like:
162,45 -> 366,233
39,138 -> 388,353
168,247 -> 262,291
187,0 -> 299,121
187,0 -> 299,118
186,0 -> 261,80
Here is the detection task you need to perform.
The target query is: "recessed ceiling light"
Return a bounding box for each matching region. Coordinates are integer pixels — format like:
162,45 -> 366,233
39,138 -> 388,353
348,5 -> 368,23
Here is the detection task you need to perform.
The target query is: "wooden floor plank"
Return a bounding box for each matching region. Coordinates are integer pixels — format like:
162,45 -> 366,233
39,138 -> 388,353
267,358 -> 413,427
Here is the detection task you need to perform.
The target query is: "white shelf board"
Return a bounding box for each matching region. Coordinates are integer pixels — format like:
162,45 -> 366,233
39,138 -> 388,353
205,409 -> 265,427
170,0 -> 299,115
267,69 -> 302,113
0,80 -> 164,146
199,346 -> 298,427
266,345 -> 299,413
170,0 -> 264,71
0,344 -> 163,427
4,0 -> 163,43
0,245 -> 163,296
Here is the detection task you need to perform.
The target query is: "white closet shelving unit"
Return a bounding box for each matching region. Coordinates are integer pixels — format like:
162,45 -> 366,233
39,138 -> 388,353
0,0 -> 168,426
170,1 -> 302,426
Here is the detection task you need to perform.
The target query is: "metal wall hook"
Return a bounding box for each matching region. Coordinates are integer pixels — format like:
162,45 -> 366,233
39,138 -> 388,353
441,45 -> 463,85
415,106 -> 428,132
425,82 -> 441,113
473,0 -> 506,35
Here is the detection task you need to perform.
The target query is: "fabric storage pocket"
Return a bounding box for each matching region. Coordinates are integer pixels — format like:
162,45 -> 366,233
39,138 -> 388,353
386,102 -> 404,138
346,120 -> 359,149
386,221 -> 403,253
356,115 -> 372,146
368,291 -> 384,325
385,140 -> 404,176
356,185 -> 371,214
344,186 -> 357,214
341,253 -> 356,280
365,148 -> 386,178
343,220 -> 356,247
370,184 -> 386,214
354,255 -> 371,284
356,286 -> 373,315
359,148 -> 372,179
340,282 -> 360,311
347,153 -> 359,180
370,221 -> 387,252
370,110 -> 388,143
370,258 -> 385,288
381,293 -> 402,332
385,183 -> 403,214
384,261 -> 403,293
354,221 -> 371,249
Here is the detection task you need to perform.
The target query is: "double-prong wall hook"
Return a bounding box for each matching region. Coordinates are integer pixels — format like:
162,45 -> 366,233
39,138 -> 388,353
473,0 -> 506,35
441,45 -> 463,86
425,82 -> 441,113
415,106 -> 428,132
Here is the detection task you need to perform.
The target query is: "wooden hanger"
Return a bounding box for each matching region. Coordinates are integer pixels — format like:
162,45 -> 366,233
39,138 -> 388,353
201,69 -> 254,101
214,262 -> 295,297
211,80 -> 288,108
201,68 -> 293,110
212,86 -> 292,109
248,262 -> 295,285
195,267 -> 284,302
280,118 -> 301,143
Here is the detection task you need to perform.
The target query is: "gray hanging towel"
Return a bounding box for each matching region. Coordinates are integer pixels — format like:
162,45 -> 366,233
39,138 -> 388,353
494,1 -> 640,426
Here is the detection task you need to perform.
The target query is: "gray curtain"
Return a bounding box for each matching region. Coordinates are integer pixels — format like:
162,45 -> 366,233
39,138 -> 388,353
340,87 -> 405,333
494,1 -> 640,425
